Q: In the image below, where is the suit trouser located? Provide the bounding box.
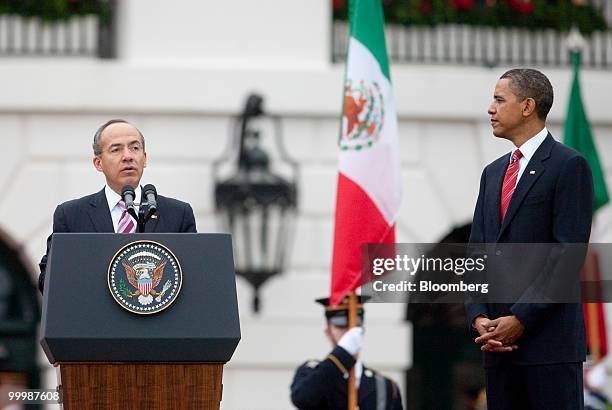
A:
[485,362,583,410]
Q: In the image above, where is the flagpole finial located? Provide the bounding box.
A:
[566,26,587,52]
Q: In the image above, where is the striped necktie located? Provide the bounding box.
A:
[500,149,523,223]
[117,200,136,233]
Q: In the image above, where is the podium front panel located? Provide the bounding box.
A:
[40,233,240,363]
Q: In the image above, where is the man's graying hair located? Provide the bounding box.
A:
[500,68,553,121]
[92,119,145,155]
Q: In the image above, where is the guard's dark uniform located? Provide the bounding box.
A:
[291,344,403,410]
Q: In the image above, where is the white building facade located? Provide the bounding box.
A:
[0,1,611,408]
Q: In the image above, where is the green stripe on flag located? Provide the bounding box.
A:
[563,50,610,213]
[348,0,391,81]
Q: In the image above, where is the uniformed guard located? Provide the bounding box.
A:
[290,296,403,410]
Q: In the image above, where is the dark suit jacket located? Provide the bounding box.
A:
[290,346,403,410]
[466,134,593,367]
[38,187,197,293]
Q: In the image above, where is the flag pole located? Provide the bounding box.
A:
[584,251,602,363]
[347,291,358,410]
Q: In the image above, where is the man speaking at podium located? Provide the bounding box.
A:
[38,119,197,293]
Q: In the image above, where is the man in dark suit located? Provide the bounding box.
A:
[466,69,593,409]
[38,119,196,293]
[290,296,403,410]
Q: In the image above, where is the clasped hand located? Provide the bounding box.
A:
[473,315,525,352]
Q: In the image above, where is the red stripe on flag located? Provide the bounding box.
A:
[582,251,608,360]
[330,172,395,306]
[584,302,608,359]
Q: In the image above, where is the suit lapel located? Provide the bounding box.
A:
[87,188,114,232]
[358,367,376,404]
[496,134,553,241]
[489,154,510,236]
[144,210,159,233]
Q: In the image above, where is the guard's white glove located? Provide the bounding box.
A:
[337,327,363,356]
[587,361,607,390]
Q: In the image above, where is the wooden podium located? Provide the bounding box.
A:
[40,234,241,410]
[58,363,223,409]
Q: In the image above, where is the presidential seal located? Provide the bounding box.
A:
[340,79,385,151]
[108,241,182,315]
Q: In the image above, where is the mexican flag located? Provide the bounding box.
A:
[564,50,609,213]
[563,49,610,362]
[330,0,402,305]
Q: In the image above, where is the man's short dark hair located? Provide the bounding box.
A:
[500,68,554,120]
[93,119,145,155]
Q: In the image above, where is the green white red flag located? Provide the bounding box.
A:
[330,0,401,305]
[563,49,610,361]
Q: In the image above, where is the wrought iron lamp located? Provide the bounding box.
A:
[213,94,298,313]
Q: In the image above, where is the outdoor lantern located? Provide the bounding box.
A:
[213,94,298,313]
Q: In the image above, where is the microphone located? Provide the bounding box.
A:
[121,185,137,219]
[143,184,158,219]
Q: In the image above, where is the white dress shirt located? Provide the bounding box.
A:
[511,127,549,188]
[104,185,141,233]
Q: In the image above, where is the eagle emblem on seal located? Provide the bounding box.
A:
[122,260,170,305]
[108,241,182,314]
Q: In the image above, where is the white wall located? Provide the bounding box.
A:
[118,0,330,69]
[1,1,612,408]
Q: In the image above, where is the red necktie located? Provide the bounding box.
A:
[500,149,523,222]
[117,200,136,233]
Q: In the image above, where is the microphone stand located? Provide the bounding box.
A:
[122,186,156,234]
[137,203,146,233]
[135,200,157,233]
